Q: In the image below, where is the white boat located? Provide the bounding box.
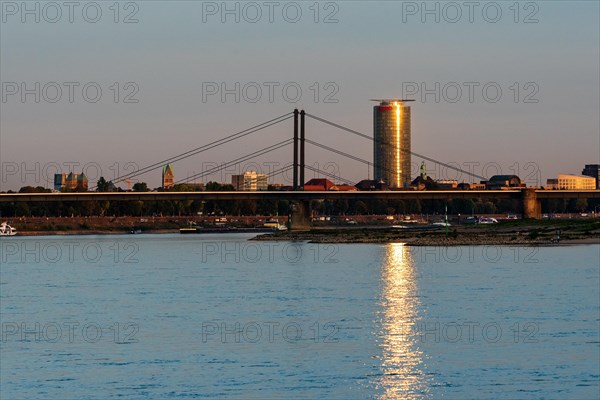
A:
[0,222,17,236]
[264,221,288,231]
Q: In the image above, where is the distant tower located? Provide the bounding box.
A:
[420,161,427,179]
[372,99,413,188]
[582,164,600,189]
[162,164,174,189]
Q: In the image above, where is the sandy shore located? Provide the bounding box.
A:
[252,222,600,246]
[252,234,600,246]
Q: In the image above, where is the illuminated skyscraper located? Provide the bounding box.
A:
[372,99,413,188]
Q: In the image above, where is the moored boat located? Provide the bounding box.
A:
[0,222,17,236]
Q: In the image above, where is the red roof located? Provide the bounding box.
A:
[304,185,327,191]
[304,178,334,191]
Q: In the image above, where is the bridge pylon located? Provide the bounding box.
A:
[521,188,542,219]
[292,109,306,191]
[290,200,311,231]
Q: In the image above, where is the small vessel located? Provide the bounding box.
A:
[0,222,17,236]
[179,227,199,234]
[263,221,288,231]
[477,217,498,224]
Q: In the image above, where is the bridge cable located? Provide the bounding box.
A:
[306,139,418,183]
[115,113,291,185]
[304,165,356,186]
[175,139,293,184]
[94,112,292,189]
[305,113,487,181]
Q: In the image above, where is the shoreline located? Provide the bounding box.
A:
[4,229,179,237]
[4,217,599,246]
[251,232,600,246]
[6,229,599,247]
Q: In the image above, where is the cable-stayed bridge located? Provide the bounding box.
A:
[2,110,599,229]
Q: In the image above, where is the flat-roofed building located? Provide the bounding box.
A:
[457,182,486,190]
[546,174,596,190]
[436,179,458,189]
[232,171,268,191]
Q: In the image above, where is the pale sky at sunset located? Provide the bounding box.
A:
[1,1,599,190]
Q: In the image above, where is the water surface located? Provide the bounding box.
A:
[1,234,598,399]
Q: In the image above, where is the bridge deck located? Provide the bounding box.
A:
[1,190,599,202]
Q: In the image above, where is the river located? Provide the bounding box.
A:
[1,234,598,399]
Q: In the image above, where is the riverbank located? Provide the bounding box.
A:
[252,219,600,245]
[1,215,273,236]
[10,229,179,236]
[5,216,599,245]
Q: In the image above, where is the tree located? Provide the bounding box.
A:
[334,199,349,215]
[130,201,144,216]
[97,177,110,192]
[391,199,406,215]
[574,198,588,212]
[99,201,110,216]
[14,202,30,217]
[19,186,50,193]
[240,200,257,215]
[206,181,222,191]
[547,198,566,214]
[354,200,368,215]
[132,182,148,192]
[451,198,476,214]
[405,199,421,214]
[476,201,497,214]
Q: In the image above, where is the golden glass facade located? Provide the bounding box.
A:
[374,101,411,189]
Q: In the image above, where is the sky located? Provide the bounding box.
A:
[1,0,599,190]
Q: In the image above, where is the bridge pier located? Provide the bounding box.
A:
[521,188,541,219]
[290,200,312,231]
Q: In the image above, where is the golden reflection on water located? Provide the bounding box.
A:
[377,243,429,399]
